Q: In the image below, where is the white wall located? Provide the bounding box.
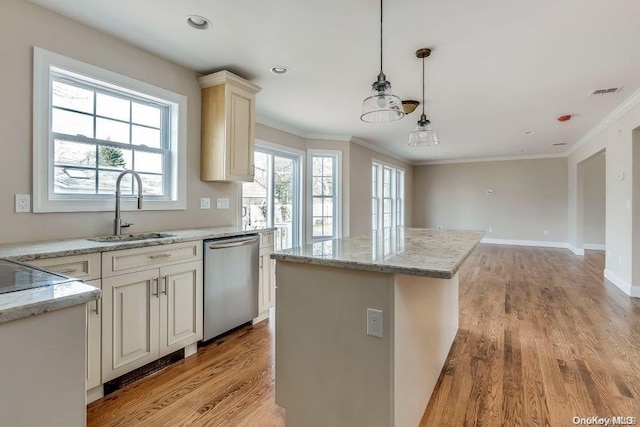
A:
[413,158,568,243]
[568,96,640,296]
[582,153,606,246]
[0,0,239,244]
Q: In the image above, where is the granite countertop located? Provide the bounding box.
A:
[0,225,276,262]
[270,227,485,279]
[0,225,274,324]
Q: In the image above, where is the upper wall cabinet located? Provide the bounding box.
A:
[198,71,262,182]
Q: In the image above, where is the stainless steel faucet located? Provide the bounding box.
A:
[114,170,143,236]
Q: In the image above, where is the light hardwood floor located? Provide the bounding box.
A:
[87,245,640,426]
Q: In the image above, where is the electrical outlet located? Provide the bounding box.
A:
[216,198,229,209]
[200,198,211,209]
[367,308,383,338]
[15,194,30,213]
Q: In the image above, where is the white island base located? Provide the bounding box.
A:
[0,304,86,427]
[275,262,459,427]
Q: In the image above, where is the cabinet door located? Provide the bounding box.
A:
[227,86,254,180]
[159,261,203,357]
[259,246,275,312]
[84,279,102,390]
[102,270,160,382]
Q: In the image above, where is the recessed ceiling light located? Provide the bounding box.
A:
[186,15,212,30]
[270,66,289,75]
[524,130,536,135]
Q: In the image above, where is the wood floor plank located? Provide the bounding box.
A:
[88,245,640,427]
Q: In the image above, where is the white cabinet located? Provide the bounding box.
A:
[27,254,102,391]
[255,231,275,322]
[198,70,261,182]
[101,245,203,382]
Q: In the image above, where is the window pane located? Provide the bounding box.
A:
[96,93,130,121]
[52,81,93,114]
[322,157,333,176]
[139,173,163,195]
[132,125,161,148]
[98,146,131,169]
[54,167,96,194]
[383,168,392,197]
[312,157,322,176]
[323,198,333,216]
[132,103,161,128]
[54,139,96,167]
[323,217,333,236]
[52,108,94,138]
[97,170,127,194]
[312,177,323,196]
[322,177,333,196]
[313,197,323,216]
[134,151,163,174]
[96,117,129,144]
[312,217,324,237]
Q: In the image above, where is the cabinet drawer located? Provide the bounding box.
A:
[260,231,274,248]
[27,253,101,281]
[102,242,203,277]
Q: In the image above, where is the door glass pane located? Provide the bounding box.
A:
[274,156,294,250]
[242,151,269,230]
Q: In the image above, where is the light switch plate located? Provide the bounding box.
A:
[200,198,211,209]
[216,198,229,209]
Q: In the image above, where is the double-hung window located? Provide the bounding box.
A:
[372,161,405,230]
[33,48,187,212]
[308,150,341,240]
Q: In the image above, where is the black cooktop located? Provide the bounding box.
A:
[0,259,75,295]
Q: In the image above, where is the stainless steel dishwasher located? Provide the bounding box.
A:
[203,234,259,341]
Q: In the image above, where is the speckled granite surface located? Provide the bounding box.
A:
[0,225,273,323]
[0,279,100,324]
[271,228,485,279]
[0,226,275,262]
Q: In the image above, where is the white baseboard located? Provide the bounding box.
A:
[604,268,640,298]
[567,244,585,256]
[481,238,569,249]
[86,385,103,404]
[583,243,606,251]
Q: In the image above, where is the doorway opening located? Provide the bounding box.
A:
[580,149,606,253]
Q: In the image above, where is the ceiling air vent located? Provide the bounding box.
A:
[588,87,622,96]
[552,143,567,146]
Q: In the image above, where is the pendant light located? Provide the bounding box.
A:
[408,48,439,146]
[360,0,404,123]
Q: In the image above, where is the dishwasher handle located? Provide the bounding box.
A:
[207,236,259,250]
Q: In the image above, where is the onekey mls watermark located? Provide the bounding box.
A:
[573,416,637,426]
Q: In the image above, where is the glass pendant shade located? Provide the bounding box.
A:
[408,118,439,146]
[361,79,405,123]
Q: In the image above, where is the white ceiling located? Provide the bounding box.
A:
[29,0,640,162]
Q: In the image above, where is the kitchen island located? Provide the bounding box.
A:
[271,227,484,427]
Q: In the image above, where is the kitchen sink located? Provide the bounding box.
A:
[87,233,176,243]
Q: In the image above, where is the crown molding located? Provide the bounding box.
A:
[305,133,352,142]
[197,70,261,93]
[349,137,413,165]
[567,88,640,156]
[414,152,567,166]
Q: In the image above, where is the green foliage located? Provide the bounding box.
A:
[99,146,126,168]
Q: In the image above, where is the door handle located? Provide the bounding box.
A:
[93,300,99,315]
[207,237,258,250]
[152,278,159,297]
[160,276,167,295]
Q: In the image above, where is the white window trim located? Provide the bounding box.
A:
[307,149,342,241]
[372,158,405,230]
[33,47,187,212]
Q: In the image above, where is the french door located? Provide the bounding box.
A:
[242,147,301,250]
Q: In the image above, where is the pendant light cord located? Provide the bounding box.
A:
[380,0,383,74]
[422,54,425,116]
